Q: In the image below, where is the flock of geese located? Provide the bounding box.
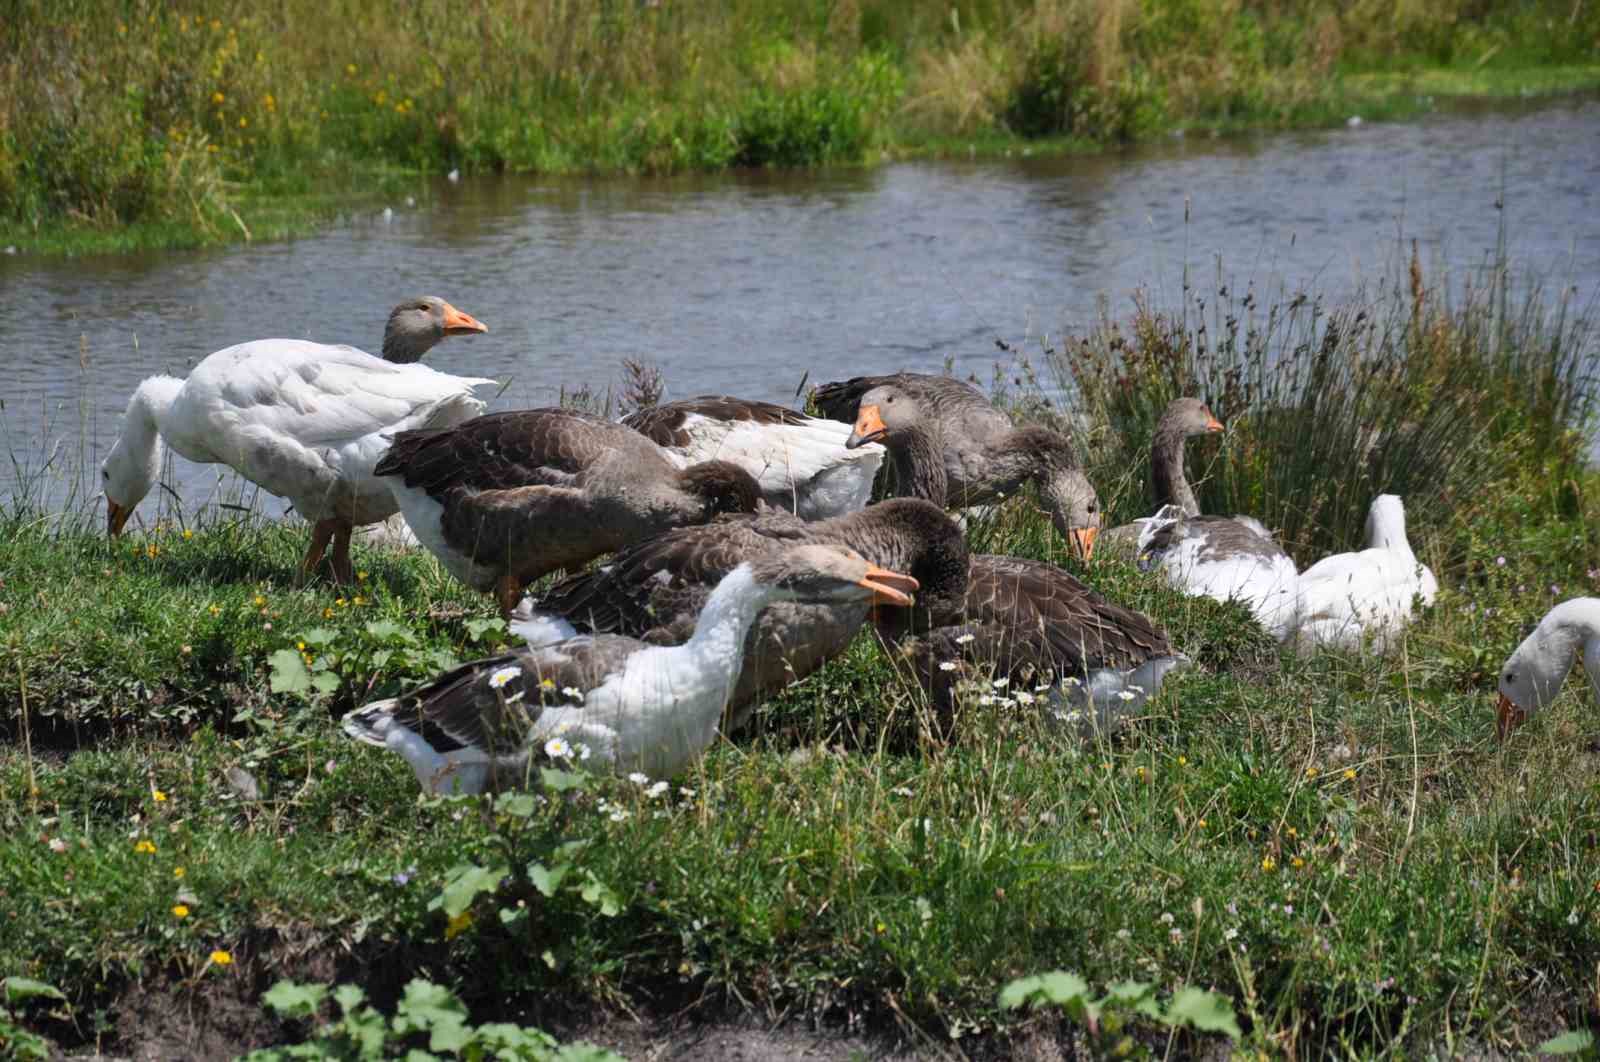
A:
[100,298,1591,792]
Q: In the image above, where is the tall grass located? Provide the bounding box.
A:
[1048,241,1600,567]
[4,0,1598,244]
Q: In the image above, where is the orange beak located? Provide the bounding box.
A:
[440,301,489,336]
[846,404,888,450]
[1495,692,1527,742]
[107,500,132,537]
[1069,526,1098,560]
[1205,415,1225,433]
[858,565,918,607]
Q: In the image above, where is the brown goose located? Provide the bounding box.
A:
[623,395,883,519]
[815,373,1100,555]
[375,408,762,614]
[1106,398,1300,642]
[522,499,968,732]
[525,497,1180,733]
[343,544,919,791]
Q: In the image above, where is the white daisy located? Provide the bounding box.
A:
[978,695,995,707]
[576,743,592,761]
[954,633,976,645]
[1117,690,1137,702]
[991,677,1010,689]
[562,686,583,698]
[646,780,670,799]
[1014,691,1035,706]
[627,772,650,786]
[543,737,573,759]
[488,665,522,689]
[938,661,958,672]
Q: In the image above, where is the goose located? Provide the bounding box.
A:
[102,298,493,583]
[623,395,884,520]
[1495,598,1600,740]
[814,373,1101,554]
[374,408,763,615]
[1295,495,1437,652]
[825,405,1183,727]
[342,544,918,791]
[522,499,969,733]
[1109,398,1300,642]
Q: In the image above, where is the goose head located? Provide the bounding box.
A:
[381,296,489,363]
[1363,494,1409,551]
[1159,397,1225,438]
[1044,466,1102,560]
[675,460,763,517]
[1496,598,1600,739]
[102,375,184,536]
[751,544,919,607]
[844,383,916,450]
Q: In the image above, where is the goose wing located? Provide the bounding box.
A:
[375,409,655,496]
[532,509,811,640]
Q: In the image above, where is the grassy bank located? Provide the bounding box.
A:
[4,0,1599,255]
[3,264,1600,1057]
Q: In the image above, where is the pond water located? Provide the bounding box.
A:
[1,94,1596,514]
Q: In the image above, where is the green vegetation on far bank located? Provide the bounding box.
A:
[3,259,1600,1056]
[3,0,1599,255]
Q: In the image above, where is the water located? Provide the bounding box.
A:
[2,95,1597,515]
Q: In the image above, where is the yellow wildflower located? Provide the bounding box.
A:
[173,904,190,918]
[238,116,248,128]
[208,605,222,617]
[356,571,368,581]
[212,91,224,104]
[210,949,232,965]
[153,789,167,802]
[1305,766,1319,779]
[134,839,157,854]
[254,595,267,607]
[1196,818,1207,829]
[146,544,161,558]
[174,867,186,879]
[1176,755,1187,767]
[322,608,334,619]
[1291,856,1306,869]
[1343,768,1356,781]
[264,94,275,110]
[208,144,219,153]
[182,528,194,540]
[210,18,221,30]
[336,597,348,607]
[1261,856,1277,872]
[444,911,473,940]
[346,64,357,76]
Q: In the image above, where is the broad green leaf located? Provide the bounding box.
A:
[998,971,1092,1017]
[332,982,366,1015]
[394,979,470,1052]
[580,871,622,917]
[302,627,339,647]
[465,617,507,642]
[260,979,328,1019]
[267,650,311,695]
[1537,1030,1596,1055]
[2,977,65,1003]
[311,671,341,694]
[541,768,586,792]
[434,862,508,918]
[495,792,538,819]
[528,861,571,897]
[1166,987,1243,1040]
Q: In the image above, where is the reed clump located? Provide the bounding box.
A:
[4,0,1597,248]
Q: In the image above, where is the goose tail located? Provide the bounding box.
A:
[342,698,400,747]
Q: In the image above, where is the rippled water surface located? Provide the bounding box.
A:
[2,95,1597,512]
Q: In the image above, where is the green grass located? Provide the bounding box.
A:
[3,266,1600,1055]
[6,0,1600,255]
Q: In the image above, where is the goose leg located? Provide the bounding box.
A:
[299,519,338,585]
[495,573,522,619]
[330,520,356,585]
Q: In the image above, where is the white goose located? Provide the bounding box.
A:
[102,298,494,583]
[1120,399,1300,642]
[342,544,918,791]
[1495,598,1600,739]
[623,395,884,520]
[1295,495,1437,652]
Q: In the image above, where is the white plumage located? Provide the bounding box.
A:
[1295,495,1437,652]
[102,339,496,581]
[1141,509,1302,642]
[1495,597,1600,739]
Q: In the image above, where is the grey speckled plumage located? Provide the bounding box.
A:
[814,372,1100,543]
[528,498,968,731]
[376,408,762,611]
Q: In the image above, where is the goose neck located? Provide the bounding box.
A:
[886,426,948,508]
[1151,422,1199,517]
[684,563,779,660]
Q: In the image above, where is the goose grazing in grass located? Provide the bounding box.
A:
[830,408,1183,729]
[342,544,918,791]
[521,498,969,733]
[1112,398,1300,642]
[1295,495,1437,652]
[814,372,1101,555]
[102,297,493,583]
[1495,598,1600,740]
[375,408,763,616]
[623,395,884,520]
